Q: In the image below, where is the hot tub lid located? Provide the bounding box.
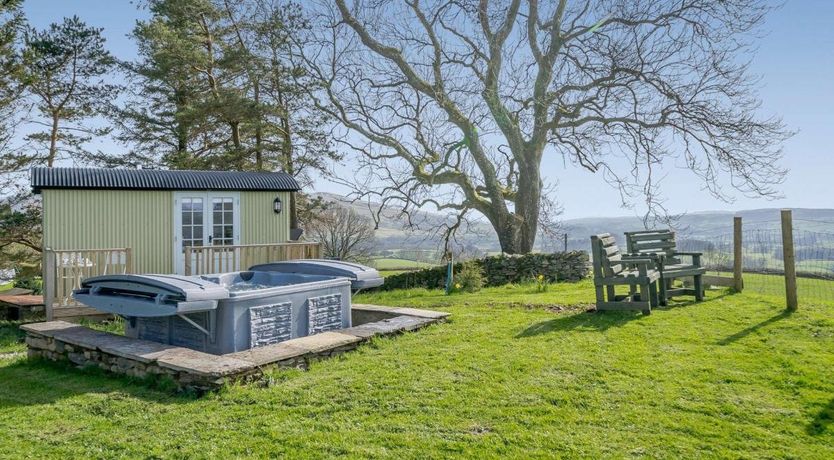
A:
[73,274,230,317]
[248,259,384,290]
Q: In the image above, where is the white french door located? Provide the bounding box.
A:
[174,192,241,275]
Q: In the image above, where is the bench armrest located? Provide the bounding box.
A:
[621,255,659,276]
[672,251,702,267]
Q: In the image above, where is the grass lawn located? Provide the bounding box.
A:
[1,280,834,457]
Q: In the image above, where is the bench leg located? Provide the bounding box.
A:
[649,280,659,308]
[659,278,668,306]
[640,282,652,315]
[606,285,616,302]
[595,285,605,306]
[694,274,704,301]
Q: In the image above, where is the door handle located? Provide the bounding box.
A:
[208,235,213,244]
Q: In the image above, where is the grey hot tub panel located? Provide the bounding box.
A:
[74,271,353,355]
[73,261,383,355]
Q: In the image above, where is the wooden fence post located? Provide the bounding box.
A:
[781,209,798,310]
[43,248,55,321]
[733,217,744,292]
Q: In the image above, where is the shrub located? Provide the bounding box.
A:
[13,277,43,295]
[453,261,484,293]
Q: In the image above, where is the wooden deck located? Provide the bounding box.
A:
[0,294,45,320]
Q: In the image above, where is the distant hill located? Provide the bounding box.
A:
[310,192,834,255]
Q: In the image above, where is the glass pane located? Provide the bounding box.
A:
[182,227,192,239]
[193,226,203,239]
[182,198,191,210]
[213,225,223,238]
[223,200,233,211]
[224,211,233,223]
[213,200,223,211]
[213,211,223,224]
[183,212,192,225]
[193,212,203,225]
[224,226,233,238]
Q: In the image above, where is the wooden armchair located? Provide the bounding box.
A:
[590,234,660,315]
[624,230,705,305]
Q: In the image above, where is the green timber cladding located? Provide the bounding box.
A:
[34,168,298,274]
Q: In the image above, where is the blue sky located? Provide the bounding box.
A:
[21,0,834,219]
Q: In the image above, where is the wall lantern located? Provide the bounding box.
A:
[273,196,283,214]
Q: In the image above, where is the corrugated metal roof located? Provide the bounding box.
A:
[31,167,300,193]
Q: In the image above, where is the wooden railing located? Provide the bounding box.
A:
[43,247,133,320]
[184,242,321,276]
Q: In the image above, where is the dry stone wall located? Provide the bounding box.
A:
[381,251,589,291]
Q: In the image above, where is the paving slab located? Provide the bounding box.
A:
[280,331,362,354]
[48,326,117,349]
[339,315,436,339]
[352,304,449,320]
[156,348,255,377]
[389,307,450,320]
[227,343,308,367]
[20,321,79,337]
[96,336,179,364]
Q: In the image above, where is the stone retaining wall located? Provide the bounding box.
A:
[23,305,449,392]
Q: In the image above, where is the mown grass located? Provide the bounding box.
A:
[1,280,833,458]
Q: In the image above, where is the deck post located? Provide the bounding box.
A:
[43,248,56,321]
[781,209,798,310]
[184,246,192,276]
[733,217,743,292]
[125,248,133,274]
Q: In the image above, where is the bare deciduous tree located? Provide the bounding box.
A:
[300,0,791,254]
[303,204,375,262]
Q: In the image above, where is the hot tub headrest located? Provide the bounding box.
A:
[248,259,384,290]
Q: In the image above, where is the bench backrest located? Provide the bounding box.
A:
[624,229,680,264]
[590,233,624,279]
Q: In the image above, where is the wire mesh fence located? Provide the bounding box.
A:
[678,222,834,304]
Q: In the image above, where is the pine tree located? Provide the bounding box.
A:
[19,16,119,167]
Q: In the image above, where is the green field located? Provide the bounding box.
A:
[1,281,833,457]
[370,258,437,270]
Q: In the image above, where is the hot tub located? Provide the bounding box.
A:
[73,270,354,355]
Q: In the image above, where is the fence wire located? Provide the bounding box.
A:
[679,226,834,304]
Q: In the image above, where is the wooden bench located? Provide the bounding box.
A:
[624,229,705,305]
[590,234,660,315]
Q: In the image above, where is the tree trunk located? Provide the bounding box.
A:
[47,113,59,167]
[491,152,542,254]
[254,79,263,170]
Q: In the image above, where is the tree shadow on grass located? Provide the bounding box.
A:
[807,398,834,435]
[515,310,645,338]
[716,309,794,346]
[0,358,195,408]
